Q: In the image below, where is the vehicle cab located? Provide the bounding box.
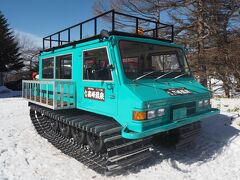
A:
[105,35,219,139]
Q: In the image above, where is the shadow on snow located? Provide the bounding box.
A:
[123,114,240,175]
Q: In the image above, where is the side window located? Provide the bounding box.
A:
[83,48,112,81]
[42,57,54,79]
[56,55,72,79]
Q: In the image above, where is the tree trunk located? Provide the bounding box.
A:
[197,0,208,87]
[0,72,3,86]
[223,82,231,98]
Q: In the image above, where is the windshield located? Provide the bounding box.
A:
[118,40,191,80]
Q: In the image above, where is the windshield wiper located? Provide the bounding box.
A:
[155,67,191,80]
[133,71,157,81]
[154,68,183,81]
[154,71,175,81]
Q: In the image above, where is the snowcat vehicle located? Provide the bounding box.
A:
[22,10,219,175]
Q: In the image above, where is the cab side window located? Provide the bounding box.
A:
[42,57,54,79]
[83,48,112,81]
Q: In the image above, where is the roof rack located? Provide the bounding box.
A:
[43,9,174,51]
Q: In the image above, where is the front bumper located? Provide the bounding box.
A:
[122,108,219,139]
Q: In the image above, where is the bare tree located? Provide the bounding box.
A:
[93,0,240,96]
[205,0,240,96]
[93,0,184,25]
[168,0,240,96]
[17,35,40,72]
[93,0,211,86]
[6,34,41,82]
[167,0,213,87]
[94,0,166,20]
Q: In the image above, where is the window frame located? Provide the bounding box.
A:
[55,53,73,80]
[118,40,191,80]
[42,57,55,79]
[82,46,113,82]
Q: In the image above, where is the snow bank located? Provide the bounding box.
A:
[0,86,21,98]
[0,86,12,94]
[212,98,240,113]
[0,98,240,180]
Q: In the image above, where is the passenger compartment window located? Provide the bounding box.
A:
[42,57,54,79]
[83,48,112,81]
[56,55,72,79]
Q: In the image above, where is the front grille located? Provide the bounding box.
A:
[170,102,196,120]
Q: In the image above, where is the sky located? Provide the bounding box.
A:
[1,0,96,46]
[0,0,169,47]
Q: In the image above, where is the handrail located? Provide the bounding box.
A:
[22,80,76,110]
[42,9,174,50]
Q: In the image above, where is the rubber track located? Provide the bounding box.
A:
[29,104,153,175]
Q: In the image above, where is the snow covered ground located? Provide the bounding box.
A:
[0,98,240,180]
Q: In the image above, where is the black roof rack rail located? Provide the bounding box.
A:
[42,9,174,51]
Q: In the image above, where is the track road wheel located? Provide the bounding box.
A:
[50,118,59,132]
[59,123,71,138]
[87,133,105,153]
[71,128,86,144]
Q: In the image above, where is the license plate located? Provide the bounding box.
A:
[166,88,192,96]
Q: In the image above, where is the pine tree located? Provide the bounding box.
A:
[0,11,23,73]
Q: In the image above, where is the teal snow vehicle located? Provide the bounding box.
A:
[22,10,219,174]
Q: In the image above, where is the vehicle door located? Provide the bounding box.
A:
[78,45,117,116]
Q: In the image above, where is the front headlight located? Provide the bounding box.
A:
[147,110,156,119]
[204,99,210,106]
[147,108,165,119]
[198,99,210,109]
[157,108,165,117]
[133,108,165,121]
[198,100,204,107]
